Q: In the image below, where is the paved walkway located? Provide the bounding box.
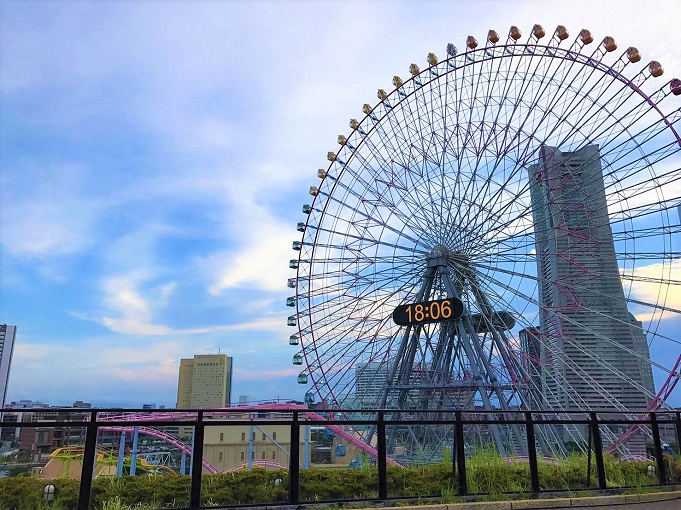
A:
[350,490,681,510]
[571,500,681,509]
[445,490,681,510]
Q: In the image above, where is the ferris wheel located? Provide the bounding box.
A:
[287,24,681,460]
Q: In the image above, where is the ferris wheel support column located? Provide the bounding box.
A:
[365,267,437,446]
[439,268,512,456]
[465,270,560,457]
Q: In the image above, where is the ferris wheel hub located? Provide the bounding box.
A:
[427,245,469,269]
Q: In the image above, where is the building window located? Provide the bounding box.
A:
[272,432,277,441]
[261,451,266,460]
[272,451,276,460]
[251,451,255,459]
[252,432,256,441]
[220,432,224,442]
[262,432,266,441]
[219,452,223,461]
[240,451,244,460]
[241,432,245,441]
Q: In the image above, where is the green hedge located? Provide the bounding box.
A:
[0,453,665,510]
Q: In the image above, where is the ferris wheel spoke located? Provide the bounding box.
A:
[473,276,660,414]
[471,260,681,337]
[475,267,676,376]
[329,145,452,248]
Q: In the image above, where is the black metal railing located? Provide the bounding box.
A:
[1,407,678,509]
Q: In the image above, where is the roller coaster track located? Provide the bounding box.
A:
[97,403,400,470]
[98,425,219,474]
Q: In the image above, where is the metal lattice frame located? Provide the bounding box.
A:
[288,25,681,461]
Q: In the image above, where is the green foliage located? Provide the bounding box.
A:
[300,467,377,501]
[465,449,530,495]
[0,477,78,510]
[0,452,673,510]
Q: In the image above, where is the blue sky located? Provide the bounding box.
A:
[1,1,680,408]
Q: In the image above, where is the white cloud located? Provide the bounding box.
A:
[82,268,291,336]
[233,368,301,382]
[622,259,681,321]
[0,164,112,257]
[206,198,294,294]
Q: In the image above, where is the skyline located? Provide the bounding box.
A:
[1,1,680,408]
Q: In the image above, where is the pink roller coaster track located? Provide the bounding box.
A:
[225,460,289,472]
[97,403,400,473]
[99,425,219,474]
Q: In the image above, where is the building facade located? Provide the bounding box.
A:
[0,325,16,410]
[176,354,233,408]
[528,145,655,414]
[354,362,383,409]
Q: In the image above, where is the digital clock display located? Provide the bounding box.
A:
[392,297,464,326]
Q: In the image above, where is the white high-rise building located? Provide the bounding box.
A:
[355,362,384,409]
[0,325,16,409]
[529,146,655,414]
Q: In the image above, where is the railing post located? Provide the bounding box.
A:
[452,425,457,485]
[377,411,388,500]
[455,411,467,496]
[650,412,667,485]
[586,423,593,487]
[525,412,540,493]
[189,411,204,510]
[589,412,606,490]
[77,410,98,510]
[289,411,300,504]
[676,412,681,458]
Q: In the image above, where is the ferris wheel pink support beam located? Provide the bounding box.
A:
[99,426,219,474]
[606,354,681,453]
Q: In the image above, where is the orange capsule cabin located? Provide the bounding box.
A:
[532,24,545,39]
[627,47,641,63]
[670,78,681,96]
[555,25,569,40]
[649,61,664,77]
[579,29,593,45]
[602,36,617,52]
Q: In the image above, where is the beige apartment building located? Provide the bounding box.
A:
[201,422,358,471]
[203,423,310,471]
[176,354,233,408]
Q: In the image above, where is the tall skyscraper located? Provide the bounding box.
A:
[0,325,16,409]
[528,145,655,413]
[176,354,233,408]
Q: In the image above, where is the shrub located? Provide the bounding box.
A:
[0,452,669,509]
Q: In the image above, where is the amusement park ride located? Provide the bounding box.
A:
[42,24,681,476]
[288,23,681,463]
